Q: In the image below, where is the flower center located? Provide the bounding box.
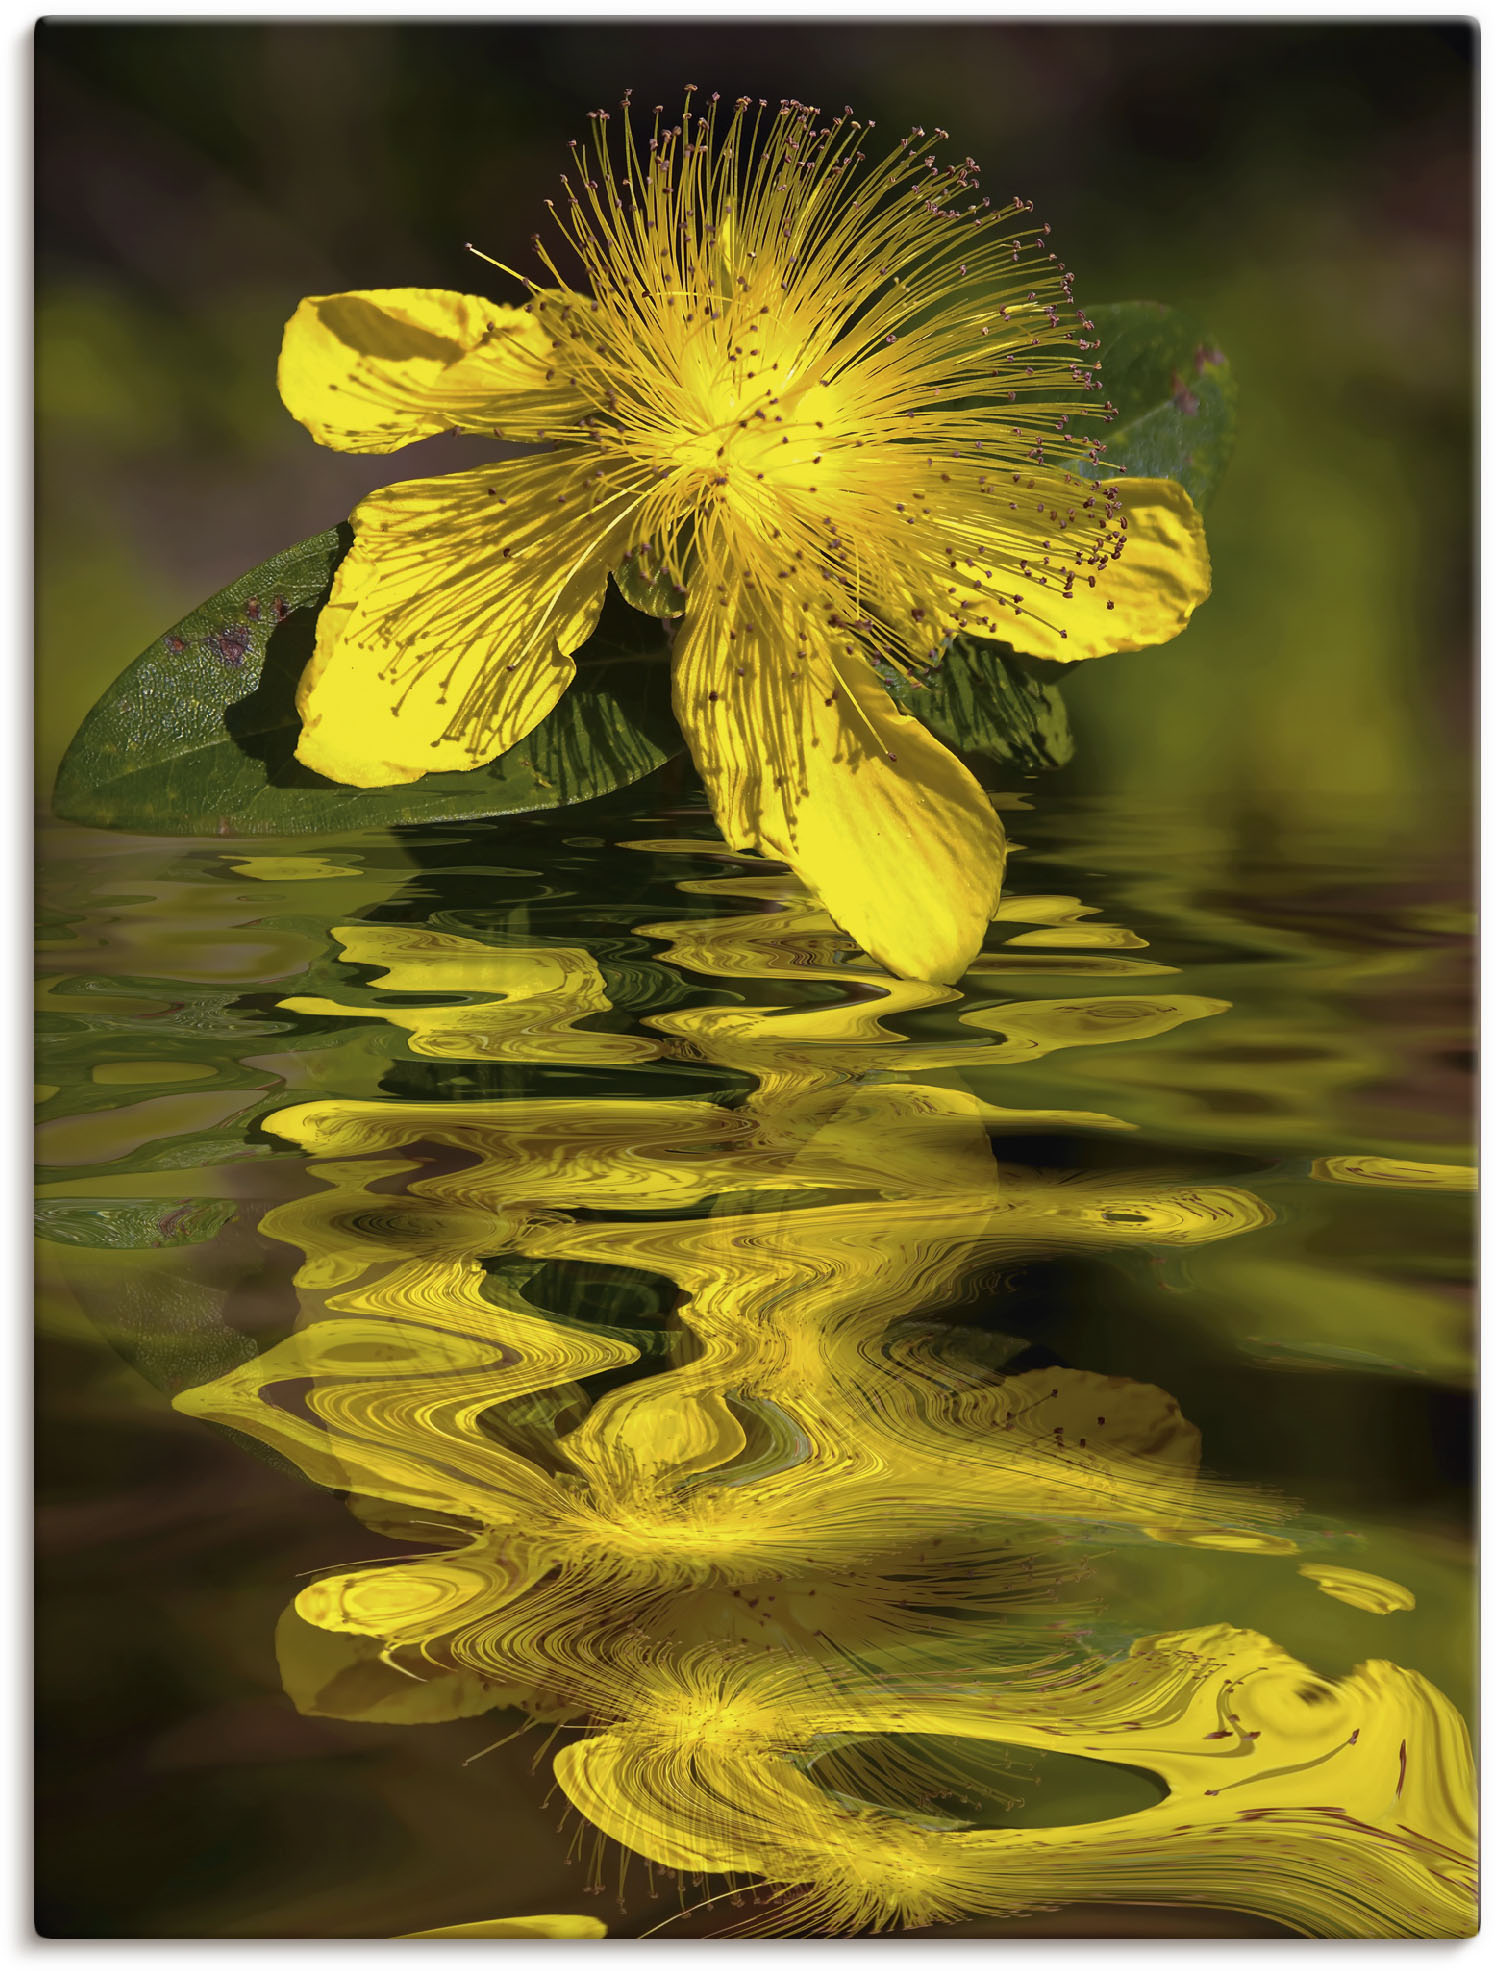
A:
[674,338,837,501]
[523,91,1123,665]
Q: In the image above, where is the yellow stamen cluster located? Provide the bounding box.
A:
[502,89,1124,682]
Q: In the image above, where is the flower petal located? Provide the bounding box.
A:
[278,288,565,454]
[993,477,1211,663]
[672,591,1005,984]
[881,472,1210,666]
[295,455,628,786]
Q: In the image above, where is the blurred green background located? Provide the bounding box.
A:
[36,19,1473,829]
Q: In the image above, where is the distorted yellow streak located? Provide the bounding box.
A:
[993,897,1153,952]
[1299,1565,1417,1614]
[280,925,658,1064]
[1310,1155,1476,1192]
[174,1266,634,1531]
[400,1914,607,1938]
[958,993,1231,1062]
[1002,925,1153,951]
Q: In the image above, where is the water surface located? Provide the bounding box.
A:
[36,789,1474,1939]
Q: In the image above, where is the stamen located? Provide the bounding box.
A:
[481,92,1124,683]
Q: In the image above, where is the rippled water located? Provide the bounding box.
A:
[36,788,1474,1939]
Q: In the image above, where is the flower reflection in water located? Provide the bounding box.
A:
[170,849,1475,1938]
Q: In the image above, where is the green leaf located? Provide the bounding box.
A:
[35,1196,236,1249]
[896,639,1074,772]
[1083,300,1238,510]
[52,529,685,836]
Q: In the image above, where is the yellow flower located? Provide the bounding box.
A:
[278,91,1210,984]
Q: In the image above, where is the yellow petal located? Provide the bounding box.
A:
[1000,476,1212,662]
[859,463,1208,666]
[295,456,626,786]
[278,288,563,453]
[672,590,1005,984]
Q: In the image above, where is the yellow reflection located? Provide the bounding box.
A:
[400,1915,607,1939]
[1003,926,1152,950]
[169,853,1472,1938]
[553,1624,1474,1937]
[1311,1155,1476,1192]
[1299,1565,1416,1614]
[960,993,1230,1062]
[281,926,658,1064]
